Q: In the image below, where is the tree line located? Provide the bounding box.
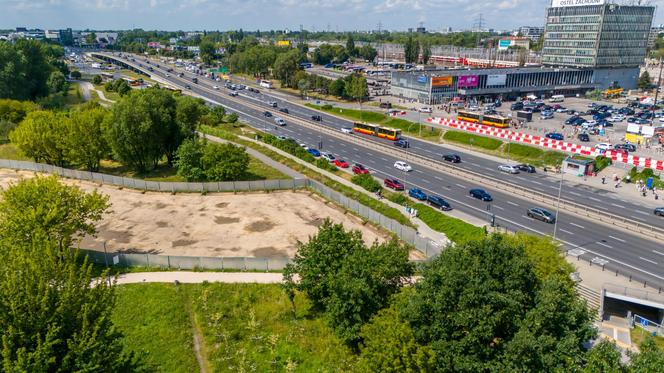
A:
[284,223,664,371]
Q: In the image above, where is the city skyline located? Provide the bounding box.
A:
[6,0,663,33]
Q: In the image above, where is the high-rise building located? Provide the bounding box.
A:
[518,26,544,41]
[542,1,654,69]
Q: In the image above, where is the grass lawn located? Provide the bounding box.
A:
[414,203,486,244]
[113,284,199,373]
[92,83,121,102]
[631,327,664,351]
[65,83,87,106]
[0,143,30,161]
[112,283,356,372]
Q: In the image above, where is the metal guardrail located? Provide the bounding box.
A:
[97,52,664,242]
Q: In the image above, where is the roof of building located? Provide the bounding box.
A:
[393,65,589,77]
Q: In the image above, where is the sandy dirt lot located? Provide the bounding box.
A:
[0,170,391,258]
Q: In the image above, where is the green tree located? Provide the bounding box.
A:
[421,39,432,65]
[346,34,356,57]
[16,39,51,99]
[174,137,206,181]
[329,78,346,97]
[169,95,204,165]
[583,340,624,373]
[345,74,369,120]
[273,49,303,88]
[404,36,420,64]
[10,110,70,166]
[628,336,664,372]
[67,103,110,171]
[638,71,652,90]
[85,32,97,45]
[325,239,414,347]
[358,45,378,62]
[47,70,66,94]
[504,233,575,282]
[201,142,249,181]
[283,220,365,310]
[92,75,102,85]
[114,79,131,96]
[199,40,216,65]
[358,291,436,373]
[70,70,82,79]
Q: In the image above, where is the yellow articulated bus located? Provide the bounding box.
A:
[457,110,510,128]
[352,122,401,141]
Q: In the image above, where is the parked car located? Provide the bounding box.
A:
[276,135,289,141]
[322,153,336,162]
[352,164,369,174]
[578,133,590,142]
[614,143,636,152]
[274,117,286,126]
[418,107,433,113]
[499,164,520,174]
[545,132,564,141]
[263,111,272,117]
[333,159,350,168]
[394,139,410,148]
[341,127,353,134]
[469,189,493,201]
[517,164,536,173]
[384,178,405,191]
[427,195,452,211]
[527,207,556,223]
[510,102,524,111]
[307,148,321,157]
[540,112,554,120]
[594,143,613,151]
[394,161,412,172]
[408,188,427,201]
[311,115,322,121]
[655,207,664,217]
[442,154,461,163]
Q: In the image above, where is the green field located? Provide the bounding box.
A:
[414,203,486,244]
[113,283,356,372]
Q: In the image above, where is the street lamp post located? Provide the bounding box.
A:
[552,162,565,240]
[651,57,663,127]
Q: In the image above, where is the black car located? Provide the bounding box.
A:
[517,164,536,173]
[279,108,289,114]
[263,111,272,117]
[311,115,322,121]
[184,84,191,90]
[615,143,637,152]
[527,207,556,224]
[469,189,492,201]
[655,207,664,217]
[394,139,410,148]
[442,154,461,163]
[427,195,452,211]
[578,133,590,142]
[510,102,524,111]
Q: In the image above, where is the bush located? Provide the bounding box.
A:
[414,203,486,244]
[594,156,612,172]
[351,173,382,192]
[443,130,503,150]
[70,70,82,79]
[92,75,102,85]
[387,192,409,206]
[316,158,338,172]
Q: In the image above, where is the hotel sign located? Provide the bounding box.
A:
[552,0,605,7]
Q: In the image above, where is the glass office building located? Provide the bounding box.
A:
[542,3,654,68]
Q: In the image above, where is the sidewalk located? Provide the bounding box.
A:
[115,271,283,284]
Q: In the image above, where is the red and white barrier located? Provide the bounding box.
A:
[427,117,664,171]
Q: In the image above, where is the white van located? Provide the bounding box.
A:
[549,95,565,103]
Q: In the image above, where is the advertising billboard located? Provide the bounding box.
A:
[486,74,507,86]
[498,39,513,51]
[457,75,479,89]
[551,0,605,7]
[276,40,291,46]
[431,76,453,87]
[417,75,428,84]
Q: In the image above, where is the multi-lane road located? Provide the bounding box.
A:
[94,52,664,289]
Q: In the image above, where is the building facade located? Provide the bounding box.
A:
[542,2,654,69]
[518,26,545,41]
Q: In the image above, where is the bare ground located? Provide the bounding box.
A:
[0,170,399,258]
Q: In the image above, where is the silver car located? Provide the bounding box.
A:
[498,165,520,174]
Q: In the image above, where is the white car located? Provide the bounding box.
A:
[213,85,219,90]
[322,153,336,162]
[394,161,412,172]
[499,164,520,174]
[594,143,613,151]
[274,117,286,126]
[299,143,309,150]
[418,107,433,113]
[165,73,170,77]
[276,135,289,141]
[607,115,624,122]
[341,127,353,134]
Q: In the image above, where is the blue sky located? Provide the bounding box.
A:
[3,0,662,32]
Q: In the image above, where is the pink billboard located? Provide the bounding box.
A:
[457,75,479,89]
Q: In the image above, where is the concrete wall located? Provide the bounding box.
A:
[592,67,640,90]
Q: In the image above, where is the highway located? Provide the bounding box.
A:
[95,52,664,289]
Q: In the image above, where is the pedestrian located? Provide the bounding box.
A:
[601,176,606,184]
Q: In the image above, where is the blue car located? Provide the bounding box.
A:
[545,133,564,141]
[307,148,321,157]
[470,189,493,202]
[427,195,452,211]
[408,188,427,201]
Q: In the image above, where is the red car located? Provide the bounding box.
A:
[334,159,350,168]
[384,178,405,191]
[352,164,369,174]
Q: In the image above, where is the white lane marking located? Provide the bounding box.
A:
[548,186,558,190]
[530,180,543,185]
[471,163,481,167]
[366,152,374,156]
[455,183,466,188]
[588,197,601,202]
[653,250,664,256]
[596,242,613,249]
[422,179,431,184]
[434,176,443,181]
[635,210,650,216]
[506,201,519,207]
[608,235,626,243]
[493,205,504,210]
[569,222,585,229]
[352,147,359,151]
[610,203,625,208]
[559,229,574,235]
[569,191,582,196]
[380,157,389,162]
[640,257,658,265]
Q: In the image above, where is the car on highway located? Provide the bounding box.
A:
[276,135,289,141]
[267,101,278,108]
[517,164,536,173]
[213,85,219,90]
[263,111,272,117]
[384,178,405,191]
[655,207,664,217]
[408,188,427,201]
[184,84,191,90]
[394,139,410,148]
[498,164,520,174]
[279,108,289,114]
[545,132,564,141]
[469,189,493,201]
[334,159,350,168]
[394,161,412,172]
[322,153,336,162]
[341,127,353,134]
[229,92,239,97]
[442,154,461,163]
[614,143,637,152]
[274,117,286,126]
[427,195,452,211]
[311,115,322,121]
[577,133,590,142]
[352,164,369,174]
[527,207,556,224]
[594,143,613,151]
[418,107,433,113]
[307,148,321,157]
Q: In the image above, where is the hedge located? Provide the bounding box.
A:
[414,203,486,244]
[351,173,382,193]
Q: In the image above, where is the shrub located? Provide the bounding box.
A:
[351,174,382,193]
[443,130,503,150]
[594,156,612,172]
[316,158,338,172]
[92,75,102,85]
[387,192,409,206]
[414,203,486,244]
